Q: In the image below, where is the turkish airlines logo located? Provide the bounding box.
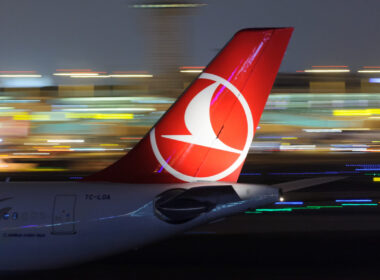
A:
[150,73,254,182]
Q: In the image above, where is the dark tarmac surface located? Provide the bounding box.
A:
[5,157,380,280]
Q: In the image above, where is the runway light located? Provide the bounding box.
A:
[294,206,343,210]
[341,203,377,206]
[275,201,303,205]
[336,199,372,203]
[253,208,292,212]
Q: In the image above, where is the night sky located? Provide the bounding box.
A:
[0,0,379,76]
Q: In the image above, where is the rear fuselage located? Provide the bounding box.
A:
[0,181,278,271]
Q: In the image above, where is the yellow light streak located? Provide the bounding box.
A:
[13,114,50,121]
[333,109,380,116]
[65,113,134,120]
[100,144,119,147]
[373,177,380,182]
[26,168,67,172]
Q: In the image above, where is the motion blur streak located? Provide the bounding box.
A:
[1,71,380,173]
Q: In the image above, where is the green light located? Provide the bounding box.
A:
[365,173,380,176]
[253,208,293,212]
[245,205,346,214]
[341,203,377,206]
[296,205,343,210]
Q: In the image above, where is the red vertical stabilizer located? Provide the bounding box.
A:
[84,28,293,183]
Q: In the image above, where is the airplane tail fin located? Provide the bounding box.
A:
[84,28,293,183]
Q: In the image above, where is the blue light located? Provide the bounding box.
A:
[369,78,380,83]
[356,169,380,171]
[269,171,358,175]
[240,173,262,176]
[346,164,380,167]
[336,199,372,203]
[275,201,303,205]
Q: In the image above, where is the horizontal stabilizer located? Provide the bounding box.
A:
[272,176,346,193]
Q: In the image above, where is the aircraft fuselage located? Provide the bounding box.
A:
[0,181,278,271]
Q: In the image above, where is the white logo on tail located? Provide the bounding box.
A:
[150,73,254,182]
[162,81,241,154]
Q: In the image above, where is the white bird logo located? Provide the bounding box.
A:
[162,81,242,154]
[150,72,254,182]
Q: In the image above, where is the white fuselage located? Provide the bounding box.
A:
[0,181,278,271]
